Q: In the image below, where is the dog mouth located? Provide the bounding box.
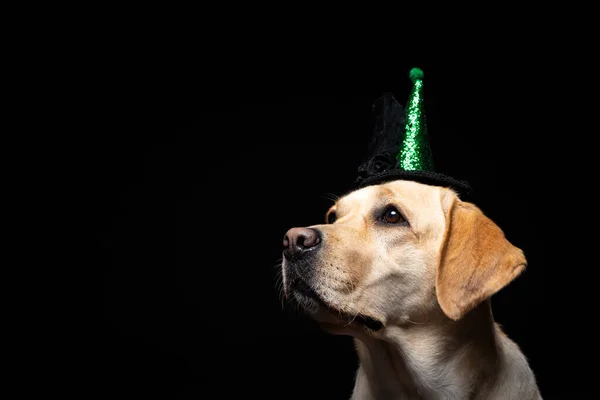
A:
[289,278,383,331]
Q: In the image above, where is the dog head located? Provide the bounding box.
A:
[280,180,526,333]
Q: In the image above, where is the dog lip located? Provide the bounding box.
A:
[283,245,319,261]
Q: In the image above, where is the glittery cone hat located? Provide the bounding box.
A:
[356,68,471,195]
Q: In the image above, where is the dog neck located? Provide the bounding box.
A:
[351,301,500,399]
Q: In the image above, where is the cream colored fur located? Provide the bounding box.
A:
[281,180,541,399]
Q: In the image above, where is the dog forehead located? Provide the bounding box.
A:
[340,180,440,209]
[335,185,386,215]
[383,180,443,206]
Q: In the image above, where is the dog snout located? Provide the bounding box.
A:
[283,227,321,260]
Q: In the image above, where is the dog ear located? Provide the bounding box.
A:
[436,199,526,321]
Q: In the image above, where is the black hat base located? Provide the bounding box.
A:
[357,170,472,196]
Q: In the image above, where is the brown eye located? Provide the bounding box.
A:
[326,211,337,224]
[382,207,405,224]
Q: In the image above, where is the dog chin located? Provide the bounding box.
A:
[289,279,384,332]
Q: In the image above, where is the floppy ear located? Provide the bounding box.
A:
[436,198,527,321]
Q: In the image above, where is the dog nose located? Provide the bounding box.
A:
[283,227,321,259]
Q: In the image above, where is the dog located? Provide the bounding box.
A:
[280,180,541,399]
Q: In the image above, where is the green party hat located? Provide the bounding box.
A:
[397,67,434,172]
[356,67,471,195]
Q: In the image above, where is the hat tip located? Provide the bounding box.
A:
[409,67,424,82]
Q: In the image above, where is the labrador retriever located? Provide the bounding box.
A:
[281,180,541,399]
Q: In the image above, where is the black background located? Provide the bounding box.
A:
[97,51,595,399]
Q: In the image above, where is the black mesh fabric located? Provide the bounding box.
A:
[355,92,472,196]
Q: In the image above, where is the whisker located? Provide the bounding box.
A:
[344,311,359,326]
[406,318,426,325]
[320,193,340,203]
[273,256,283,269]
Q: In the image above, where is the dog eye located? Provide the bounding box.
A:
[382,207,405,224]
[326,211,337,224]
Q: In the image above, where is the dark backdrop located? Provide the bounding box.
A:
[98,58,593,398]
